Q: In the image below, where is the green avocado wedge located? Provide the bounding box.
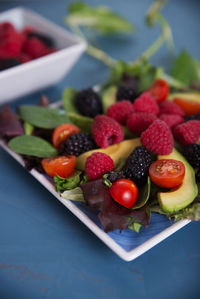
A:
[168,92,200,103]
[157,148,198,213]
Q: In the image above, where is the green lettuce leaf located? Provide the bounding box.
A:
[61,187,85,202]
[54,171,88,192]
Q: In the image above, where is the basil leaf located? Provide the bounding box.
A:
[19,105,69,129]
[133,177,151,210]
[66,2,134,35]
[170,50,199,85]
[8,135,58,158]
[62,88,78,114]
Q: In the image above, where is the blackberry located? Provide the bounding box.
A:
[75,88,103,118]
[184,113,200,122]
[105,170,125,183]
[116,85,138,102]
[123,146,152,186]
[27,32,55,47]
[183,144,200,168]
[0,58,21,71]
[60,133,97,156]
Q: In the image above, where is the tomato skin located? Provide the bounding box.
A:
[41,155,76,178]
[148,79,169,103]
[173,98,200,115]
[149,159,185,188]
[109,179,139,209]
[52,124,80,148]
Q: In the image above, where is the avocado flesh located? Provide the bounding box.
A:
[157,148,198,213]
[76,138,141,170]
[101,85,117,113]
[168,92,200,103]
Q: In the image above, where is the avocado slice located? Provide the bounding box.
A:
[168,92,200,103]
[101,85,117,113]
[76,138,141,170]
[157,148,198,213]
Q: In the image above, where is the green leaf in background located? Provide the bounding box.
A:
[66,2,134,35]
[62,88,78,114]
[68,112,93,133]
[8,135,58,158]
[19,105,69,129]
[133,177,151,210]
[170,50,200,86]
[24,121,34,136]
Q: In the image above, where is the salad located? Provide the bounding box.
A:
[0,73,199,233]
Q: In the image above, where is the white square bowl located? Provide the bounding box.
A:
[0,7,86,103]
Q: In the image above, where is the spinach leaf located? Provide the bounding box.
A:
[8,135,58,158]
[133,177,151,210]
[19,105,69,129]
[170,50,200,85]
[66,2,134,35]
[62,88,78,114]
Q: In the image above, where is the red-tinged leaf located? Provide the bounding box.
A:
[0,105,24,139]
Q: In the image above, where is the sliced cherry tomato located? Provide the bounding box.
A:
[148,79,169,103]
[41,155,76,178]
[149,159,185,188]
[52,124,80,148]
[173,98,200,115]
[109,178,139,209]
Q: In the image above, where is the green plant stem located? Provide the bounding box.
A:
[86,44,116,67]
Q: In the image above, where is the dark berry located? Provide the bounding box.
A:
[0,58,21,71]
[184,113,200,122]
[123,146,152,186]
[27,32,55,47]
[60,133,97,156]
[105,171,125,183]
[75,88,103,118]
[23,155,44,173]
[183,144,200,168]
[116,85,138,102]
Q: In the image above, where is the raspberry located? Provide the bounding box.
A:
[23,37,48,58]
[60,133,97,156]
[85,152,114,180]
[19,52,32,63]
[116,85,138,102]
[173,120,200,146]
[27,32,55,48]
[92,115,124,148]
[75,88,103,118]
[133,92,159,115]
[159,101,185,116]
[107,100,134,125]
[123,146,152,186]
[0,30,23,59]
[0,22,15,39]
[159,114,184,130]
[126,112,157,135]
[141,119,174,155]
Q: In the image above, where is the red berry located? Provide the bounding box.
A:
[85,152,114,180]
[19,52,32,63]
[133,92,160,115]
[92,115,124,148]
[107,100,134,125]
[159,114,184,130]
[159,101,185,116]
[126,112,157,135]
[0,30,23,59]
[141,119,174,155]
[173,120,200,145]
[23,37,48,58]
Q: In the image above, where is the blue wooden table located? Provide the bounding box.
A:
[0,1,200,298]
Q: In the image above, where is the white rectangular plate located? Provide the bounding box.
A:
[0,101,191,261]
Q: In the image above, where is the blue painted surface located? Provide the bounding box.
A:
[0,1,200,298]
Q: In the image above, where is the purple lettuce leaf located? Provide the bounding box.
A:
[80,180,150,232]
[0,105,24,139]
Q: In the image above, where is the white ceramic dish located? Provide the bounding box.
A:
[0,100,191,262]
[0,7,86,103]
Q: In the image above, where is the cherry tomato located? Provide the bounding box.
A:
[109,179,139,209]
[148,79,169,103]
[41,155,76,178]
[173,98,200,115]
[52,124,80,148]
[149,159,185,188]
